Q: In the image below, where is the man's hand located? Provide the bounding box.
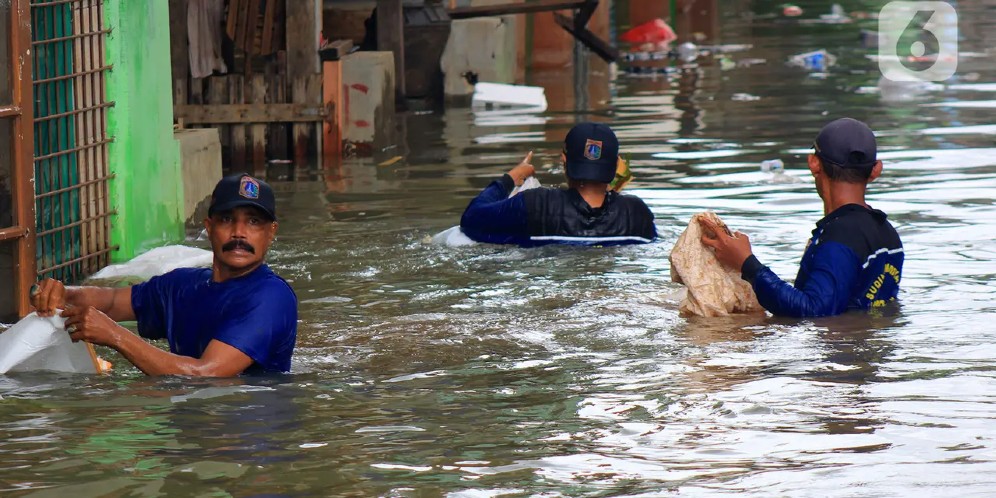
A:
[699,217,754,271]
[507,151,535,186]
[31,278,66,317]
[62,306,125,348]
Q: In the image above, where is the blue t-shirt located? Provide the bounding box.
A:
[131,264,298,373]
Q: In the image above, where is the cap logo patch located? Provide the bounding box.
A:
[584,139,603,160]
[239,176,260,199]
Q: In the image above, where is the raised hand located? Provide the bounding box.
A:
[507,151,535,186]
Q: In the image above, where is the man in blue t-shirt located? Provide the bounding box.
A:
[700,118,904,317]
[31,173,297,376]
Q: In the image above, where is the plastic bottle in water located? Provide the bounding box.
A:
[760,159,784,172]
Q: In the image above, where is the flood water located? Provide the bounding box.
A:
[4,1,996,496]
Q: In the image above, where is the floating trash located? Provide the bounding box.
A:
[732,93,761,102]
[760,159,784,172]
[676,42,698,62]
[781,4,803,17]
[787,49,836,71]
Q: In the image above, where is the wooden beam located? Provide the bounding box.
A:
[321,59,343,166]
[377,0,405,103]
[168,0,189,105]
[318,39,353,62]
[13,0,36,317]
[173,103,328,124]
[261,0,278,54]
[286,0,321,163]
[553,12,619,62]
[448,0,590,18]
[0,227,28,243]
[250,75,268,174]
[0,105,21,118]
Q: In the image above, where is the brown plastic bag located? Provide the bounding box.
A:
[669,212,763,317]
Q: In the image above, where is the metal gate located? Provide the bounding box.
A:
[0,0,35,321]
[31,0,114,285]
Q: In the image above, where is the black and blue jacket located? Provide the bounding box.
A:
[460,174,657,247]
[741,204,904,317]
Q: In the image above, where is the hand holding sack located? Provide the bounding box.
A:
[669,212,763,317]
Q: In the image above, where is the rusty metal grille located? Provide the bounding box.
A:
[31,0,115,283]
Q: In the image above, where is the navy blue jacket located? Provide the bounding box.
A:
[460,174,657,246]
[741,204,904,317]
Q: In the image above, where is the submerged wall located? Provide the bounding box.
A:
[104,0,184,262]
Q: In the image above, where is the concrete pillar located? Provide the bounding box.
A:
[440,17,517,100]
[175,128,223,224]
[342,51,396,147]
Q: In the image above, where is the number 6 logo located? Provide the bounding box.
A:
[879,2,958,82]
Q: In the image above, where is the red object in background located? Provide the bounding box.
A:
[619,19,677,45]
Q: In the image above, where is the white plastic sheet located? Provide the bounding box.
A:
[669,212,764,317]
[0,312,110,374]
[91,245,213,280]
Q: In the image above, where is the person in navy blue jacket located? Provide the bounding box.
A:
[700,118,904,317]
[31,173,297,376]
[460,122,657,246]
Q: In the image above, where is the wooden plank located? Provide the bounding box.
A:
[73,2,97,274]
[269,51,289,160]
[0,227,28,243]
[226,0,242,40]
[286,0,319,75]
[246,0,262,55]
[321,59,342,167]
[261,0,278,55]
[13,0,36,316]
[318,39,352,62]
[173,103,327,124]
[235,0,251,55]
[190,77,205,104]
[250,74,267,174]
[206,76,231,160]
[174,78,188,113]
[448,0,590,18]
[287,0,320,163]
[229,75,248,167]
[377,0,405,102]
[168,0,189,100]
[553,12,619,62]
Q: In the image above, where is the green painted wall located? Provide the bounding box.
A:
[104,0,183,262]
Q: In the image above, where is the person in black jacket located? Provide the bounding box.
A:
[700,117,904,317]
[460,122,657,246]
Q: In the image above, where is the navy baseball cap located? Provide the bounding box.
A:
[208,173,277,220]
[564,122,619,183]
[813,118,878,170]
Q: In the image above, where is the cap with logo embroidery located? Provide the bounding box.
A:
[813,118,878,170]
[208,173,277,221]
[563,122,619,183]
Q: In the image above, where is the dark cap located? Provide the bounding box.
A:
[564,122,619,183]
[208,173,277,220]
[813,118,878,170]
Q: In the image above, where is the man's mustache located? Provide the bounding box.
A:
[222,240,256,254]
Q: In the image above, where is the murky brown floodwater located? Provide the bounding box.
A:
[4,1,996,495]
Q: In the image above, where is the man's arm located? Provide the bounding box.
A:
[460,154,535,244]
[699,217,857,317]
[62,305,253,376]
[32,278,135,321]
[741,242,860,317]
